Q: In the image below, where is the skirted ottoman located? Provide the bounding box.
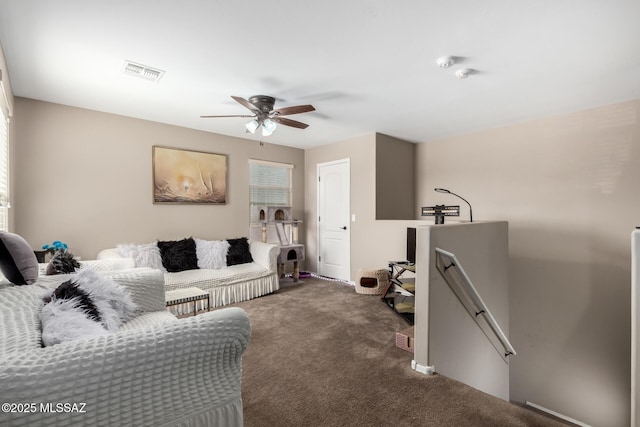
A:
[355,268,390,295]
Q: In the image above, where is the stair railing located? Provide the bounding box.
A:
[434,247,516,363]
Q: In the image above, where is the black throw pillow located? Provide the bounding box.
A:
[0,231,39,285]
[226,237,253,266]
[157,237,198,272]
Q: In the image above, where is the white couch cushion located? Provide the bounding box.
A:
[101,268,166,314]
[118,311,176,331]
[164,262,269,290]
[0,283,49,355]
[79,257,136,271]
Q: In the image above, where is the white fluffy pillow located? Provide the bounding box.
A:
[116,242,166,272]
[41,268,138,346]
[41,299,111,345]
[195,239,230,270]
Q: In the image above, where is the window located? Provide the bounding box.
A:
[0,76,10,232]
[249,160,293,223]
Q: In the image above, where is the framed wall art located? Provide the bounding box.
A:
[152,146,227,204]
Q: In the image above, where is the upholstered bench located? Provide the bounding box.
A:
[165,286,210,316]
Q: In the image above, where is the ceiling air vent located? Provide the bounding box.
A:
[121,60,165,82]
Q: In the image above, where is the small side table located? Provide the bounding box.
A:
[277,244,305,282]
[165,287,210,316]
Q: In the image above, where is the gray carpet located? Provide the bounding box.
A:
[230,277,567,427]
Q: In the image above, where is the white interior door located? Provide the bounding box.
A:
[317,159,350,281]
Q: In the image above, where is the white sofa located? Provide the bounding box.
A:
[0,267,250,427]
[97,240,280,312]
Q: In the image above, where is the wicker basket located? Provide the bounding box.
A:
[355,268,390,295]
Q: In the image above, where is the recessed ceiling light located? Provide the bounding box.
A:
[121,60,165,82]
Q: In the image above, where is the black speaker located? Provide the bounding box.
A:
[407,227,416,264]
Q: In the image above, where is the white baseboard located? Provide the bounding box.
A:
[525,401,591,427]
[411,359,435,375]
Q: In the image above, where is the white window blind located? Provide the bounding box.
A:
[249,160,292,223]
[0,80,9,232]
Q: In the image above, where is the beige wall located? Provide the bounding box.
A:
[13,98,305,259]
[7,33,637,422]
[417,99,640,427]
[414,221,510,400]
[305,133,427,279]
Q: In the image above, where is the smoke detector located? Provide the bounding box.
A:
[455,68,472,79]
[437,56,455,68]
[121,60,165,82]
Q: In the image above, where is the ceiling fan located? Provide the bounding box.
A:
[201,95,315,136]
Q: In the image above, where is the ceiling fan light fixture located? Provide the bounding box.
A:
[202,95,313,134]
[262,118,277,136]
[245,119,259,134]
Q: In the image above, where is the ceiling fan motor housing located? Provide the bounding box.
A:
[249,95,276,113]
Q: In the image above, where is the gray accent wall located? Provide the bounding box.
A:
[375,133,415,220]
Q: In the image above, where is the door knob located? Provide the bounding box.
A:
[340,226,347,230]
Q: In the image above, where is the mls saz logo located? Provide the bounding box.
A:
[41,402,87,413]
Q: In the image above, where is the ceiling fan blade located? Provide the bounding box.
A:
[273,117,309,129]
[200,114,254,118]
[272,104,315,116]
[231,95,260,112]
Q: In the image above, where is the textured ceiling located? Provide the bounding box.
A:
[1,0,639,149]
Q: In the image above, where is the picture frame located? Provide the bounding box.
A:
[152,146,227,204]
